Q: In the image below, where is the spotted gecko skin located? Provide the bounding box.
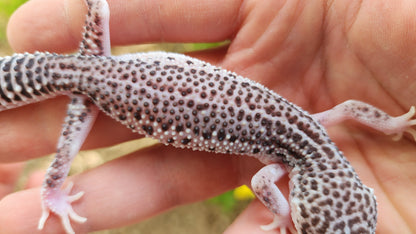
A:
[2,0,416,233]
[0,50,378,233]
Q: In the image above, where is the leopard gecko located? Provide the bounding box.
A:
[1,0,415,233]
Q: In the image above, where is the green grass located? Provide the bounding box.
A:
[0,0,27,15]
[0,0,26,14]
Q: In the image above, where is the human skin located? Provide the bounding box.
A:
[0,0,415,233]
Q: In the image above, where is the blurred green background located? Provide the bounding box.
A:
[0,1,255,233]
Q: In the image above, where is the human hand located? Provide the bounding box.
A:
[1,0,415,233]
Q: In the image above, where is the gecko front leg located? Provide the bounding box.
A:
[312,100,416,141]
[38,95,98,234]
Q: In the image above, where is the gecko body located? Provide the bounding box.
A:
[1,0,416,233]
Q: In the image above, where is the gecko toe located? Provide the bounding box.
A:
[260,214,294,233]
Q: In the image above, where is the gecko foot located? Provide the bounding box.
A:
[260,214,296,234]
[38,182,87,234]
[391,106,416,141]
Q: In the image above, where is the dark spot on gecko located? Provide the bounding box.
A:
[347,216,361,228]
[193,126,200,135]
[52,174,61,180]
[181,138,190,145]
[202,130,212,140]
[0,87,11,103]
[299,203,309,218]
[176,124,184,132]
[217,129,226,141]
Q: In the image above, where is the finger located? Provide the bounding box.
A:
[0,146,263,233]
[7,0,242,53]
[0,162,24,198]
[24,170,46,189]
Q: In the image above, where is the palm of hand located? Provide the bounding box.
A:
[0,0,415,233]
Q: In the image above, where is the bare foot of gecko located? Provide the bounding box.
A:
[38,182,86,234]
[260,214,296,234]
[390,106,416,141]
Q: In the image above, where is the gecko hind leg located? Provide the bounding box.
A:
[251,164,296,233]
[37,96,98,234]
[312,100,416,141]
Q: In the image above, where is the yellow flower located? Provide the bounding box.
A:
[233,185,255,200]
